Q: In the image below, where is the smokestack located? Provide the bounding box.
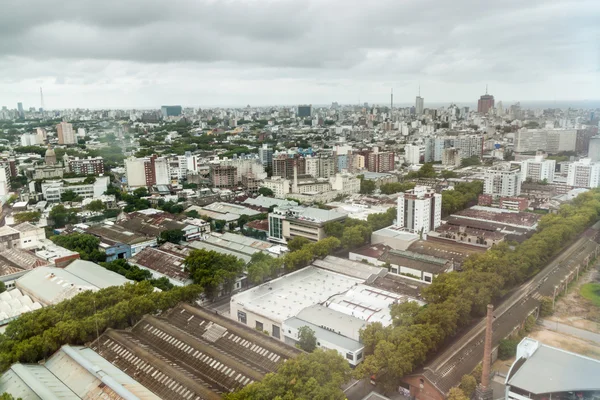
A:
[292,159,298,193]
[475,304,494,400]
[391,88,393,111]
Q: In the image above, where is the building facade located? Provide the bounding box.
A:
[66,156,105,175]
[397,186,442,234]
[56,121,76,145]
[484,167,522,198]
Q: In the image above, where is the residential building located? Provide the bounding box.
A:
[218,157,267,184]
[35,127,47,143]
[65,156,105,175]
[404,144,421,165]
[567,158,600,188]
[124,156,149,187]
[515,128,577,153]
[56,121,76,145]
[210,165,237,188]
[521,154,555,183]
[366,150,395,172]
[484,166,522,198]
[0,164,10,198]
[268,206,347,243]
[589,136,600,162]
[258,143,274,167]
[20,133,38,146]
[272,154,305,179]
[454,135,484,159]
[442,148,461,167]
[16,102,24,119]
[305,156,336,178]
[505,338,600,400]
[160,105,182,117]
[397,186,442,234]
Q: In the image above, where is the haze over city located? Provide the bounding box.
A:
[1,0,598,108]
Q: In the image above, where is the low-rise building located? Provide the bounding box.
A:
[268,205,347,243]
[38,176,110,202]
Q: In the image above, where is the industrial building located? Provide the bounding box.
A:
[505,338,600,400]
[92,304,301,400]
[0,345,159,399]
[268,205,347,243]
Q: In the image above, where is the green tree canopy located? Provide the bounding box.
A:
[86,199,105,212]
[184,249,245,299]
[159,229,184,244]
[13,211,41,224]
[49,205,78,228]
[258,187,274,196]
[297,325,317,352]
[224,349,351,400]
[50,233,106,263]
[60,190,82,202]
[287,236,311,252]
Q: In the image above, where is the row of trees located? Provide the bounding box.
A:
[0,281,202,372]
[379,182,416,195]
[100,259,174,291]
[50,233,106,263]
[441,181,483,216]
[354,189,600,391]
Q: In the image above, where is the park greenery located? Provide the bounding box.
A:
[354,189,600,391]
[441,181,484,216]
[224,349,351,400]
[0,281,202,372]
[580,283,600,307]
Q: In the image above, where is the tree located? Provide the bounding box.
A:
[498,338,519,360]
[225,349,351,400]
[14,211,41,224]
[258,187,274,196]
[50,233,106,263]
[133,187,149,198]
[359,179,376,195]
[440,170,459,180]
[186,209,200,219]
[60,190,82,202]
[86,199,105,212]
[184,249,245,299]
[159,229,184,244]
[49,205,78,228]
[447,387,469,400]
[460,156,481,168]
[380,182,416,195]
[539,296,553,317]
[417,163,437,178]
[297,326,317,352]
[0,281,6,294]
[460,374,477,397]
[288,236,311,252]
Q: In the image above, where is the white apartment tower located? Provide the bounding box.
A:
[484,166,522,198]
[404,144,421,165]
[521,155,555,183]
[567,158,600,188]
[397,186,442,235]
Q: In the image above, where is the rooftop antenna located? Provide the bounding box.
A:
[40,87,45,111]
[390,88,393,110]
[418,83,421,97]
[485,84,488,95]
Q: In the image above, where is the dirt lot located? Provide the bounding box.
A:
[528,328,600,360]
[548,262,600,332]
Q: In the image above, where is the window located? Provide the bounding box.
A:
[424,275,432,283]
[272,325,280,339]
[357,352,363,360]
[237,311,247,324]
[255,321,263,331]
[346,352,354,361]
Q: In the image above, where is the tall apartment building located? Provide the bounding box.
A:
[20,133,39,146]
[297,105,312,118]
[397,186,442,234]
[515,129,577,153]
[305,156,335,178]
[160,105,182,118]
[272,154,306,179]
[125,156,160,188]
[210,165,237,188]
[589,136,600,162]
[365,150,394,173]
[56,121,76,145]
[258,144,274,167]
[404,144,421,165]
[442,148,461,167]
[484,166,522,198]
[425,136,482,162]
[218,157,267,183]
[0,164,11,197]
[454,135,484,159]
[36,128,47,143]
[66,156,105,175]
[415,96,424,115]
[521,155,555,183]
[567,159,600,188]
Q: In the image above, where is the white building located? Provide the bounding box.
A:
[515,128,577,153]
[442,148,461,167]
[404,144,421,165]
[20,133,39,146]
[124,156,148,188]
[415,96,424,115]
[38,176,110,202]
[154,157,170,185]
[521,155,555,183]
[567,158,600,188]
[484,166,522,198]
[328,173,360,195]
[268,206,347,243]
[0,164,11,198]
[397,186,442,235]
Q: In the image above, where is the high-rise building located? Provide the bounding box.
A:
[305,156,336,178]
[17,102,24,119]
[484,166,522,198]
[515,129,577,153]
[20,133,39,146]
[365,150,395,172]
[397,186,442,234]
[210,165,237,188]
[588,136,600,162]
[36,127,47,143]
[56,121,76,145]
[477,87,495,114]
[442,148,461,167]
[258,144,274,167]
[567,158,600,188]
[521,155,555,183]
[160,105,182,118]
[404,144,421,165]
[415,96,424,115]
[273,154,306,179]
[297,105,312,118]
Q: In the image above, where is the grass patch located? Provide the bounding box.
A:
[580,283,600,307]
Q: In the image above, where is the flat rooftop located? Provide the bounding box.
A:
[313,256,387,281]
[231,266,364,324]
[295,304,367,342]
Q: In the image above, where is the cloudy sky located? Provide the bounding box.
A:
[0,0,598,109]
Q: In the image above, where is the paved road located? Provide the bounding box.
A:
[421,227,600,394]
[540,319,600,344]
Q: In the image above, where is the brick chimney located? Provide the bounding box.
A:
[475,304,494,400]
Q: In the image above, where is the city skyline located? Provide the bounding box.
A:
[0,0,598,109]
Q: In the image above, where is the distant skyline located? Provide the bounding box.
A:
[1,0,598,109]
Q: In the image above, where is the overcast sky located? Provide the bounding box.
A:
[1,0,598,109]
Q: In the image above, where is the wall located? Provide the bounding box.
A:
[402,375,445,400]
